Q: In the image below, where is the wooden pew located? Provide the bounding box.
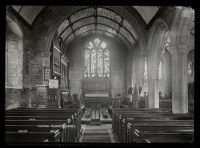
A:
[6,116,73,120]
[7,108,80,111]
[119,116,193,143]
[135,132,194,143]
[127,126,193,143]
[5,120,73,142]
[5,111,78,116]
[6,124,64,132]
[6,120,68,125]
[6,108,82,138]
[112,110,172,140]
[111,108,193,143]
[111,109,171,126]
[5,130,61,143]
[112,109,191,129]
[5,109,82,143]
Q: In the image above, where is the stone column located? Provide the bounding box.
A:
[147,55,159,108]
[172,45,188,113]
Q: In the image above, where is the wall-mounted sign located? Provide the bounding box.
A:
[49,79,58,89]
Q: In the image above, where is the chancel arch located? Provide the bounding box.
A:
[28,6,148,109]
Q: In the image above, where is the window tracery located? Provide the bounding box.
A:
[84,38,110,78]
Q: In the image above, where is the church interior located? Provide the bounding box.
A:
[5,6,194,144]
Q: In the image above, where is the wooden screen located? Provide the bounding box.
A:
[82,77,111,107]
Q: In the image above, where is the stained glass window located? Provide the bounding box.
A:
[144,58,148,81]
[91,49,96,77]
[84,49,90,77]
[104,49,110,77]
[98,49,103,77]
[84,38,110,78]
[158,60,162,80]
[188,61,192,77]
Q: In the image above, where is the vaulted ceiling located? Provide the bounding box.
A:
[57,7,138,46]
[10,6,160,47]
[11,6,159,25]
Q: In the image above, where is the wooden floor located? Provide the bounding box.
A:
[80,124,115,143]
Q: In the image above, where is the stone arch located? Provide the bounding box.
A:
[148,18,169,55]
[146,18,172,108]
[6,16,23,88]
[6,16,23,109]
[30,6,148,95]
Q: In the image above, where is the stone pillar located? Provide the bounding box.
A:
[148,79,159,108]
[172,45,188,113]
[147,55,159,108]
[127,50,134,106]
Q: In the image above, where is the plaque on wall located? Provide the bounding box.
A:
[49,79,58,89]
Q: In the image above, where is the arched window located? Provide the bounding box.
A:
[188,60,193,77]
[144,58,148,81]
[84,38,110,78]
[158,60,162,80]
